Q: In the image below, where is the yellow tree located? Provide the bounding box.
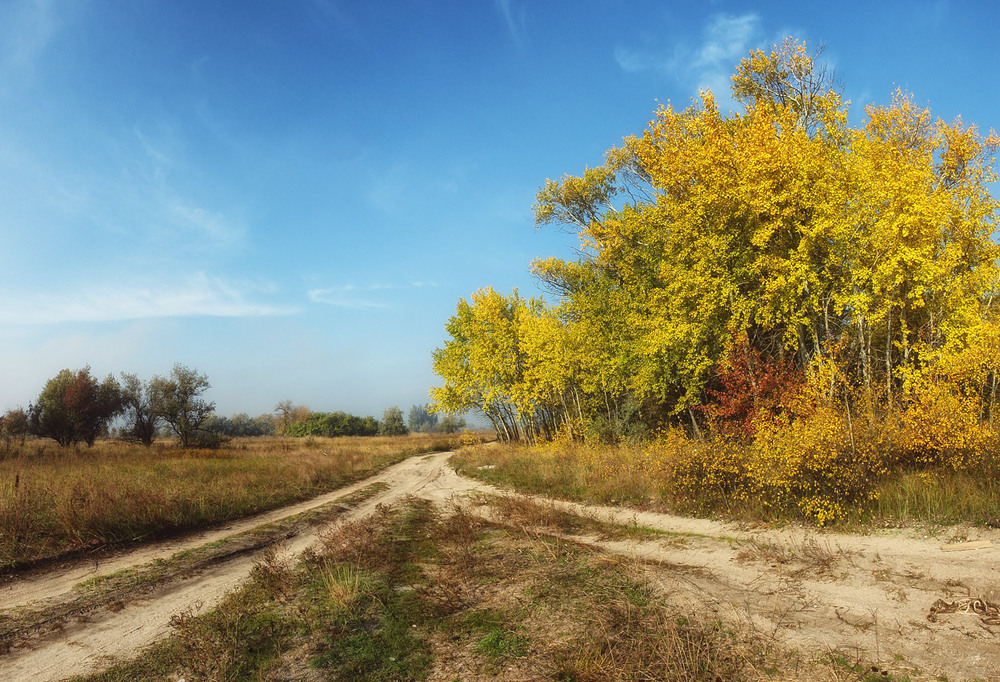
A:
[845,91,999,399]
[433,38,999,441]
[431,287,568,443]
[532,37,999,420]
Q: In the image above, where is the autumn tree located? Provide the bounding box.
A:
[28,368,123,446]
[530,37,999,422]
[150,364,215,447]
[431,288,540,442]
[431,287,592,442]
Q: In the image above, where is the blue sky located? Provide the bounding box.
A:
[1,0,997,419]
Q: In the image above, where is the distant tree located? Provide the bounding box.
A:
[150,364,215,447]
[379,405,409,436]
[274,400,310,435]
[360,415,379,435]
[29,368,123,446]
[284,411,379,437]
[437,412,467,434]
[250,413,277,436]
[0,407,29,452]
[205,412,277,437]
[119,373,160,447]
[407,404,439,433]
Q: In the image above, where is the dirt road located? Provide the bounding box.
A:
[2,450,999,681]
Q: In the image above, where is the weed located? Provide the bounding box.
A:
[735,535,850,578]
[474,626,530,660]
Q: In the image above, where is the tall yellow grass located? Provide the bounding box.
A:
[0,434,457,569]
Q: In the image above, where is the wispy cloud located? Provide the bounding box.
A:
[495,0,527,47]
[308,284,390,309]
[0,274,295,325]
[131,125,246,248]
[309,281,438,309]
[694,14,760,70]
[614,12,762,112]
[162,198,243,247]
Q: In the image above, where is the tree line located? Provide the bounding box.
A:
[1,365,468,449]
[430,39,1000,443]
[0,364,220,448]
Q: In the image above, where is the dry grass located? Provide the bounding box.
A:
[0,482,389,653]
[452,434,1000,529]
[0,433,458,570]
[734,535,852,579]
[80,497,767,682]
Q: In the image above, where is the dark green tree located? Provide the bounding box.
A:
[407,404,439,433]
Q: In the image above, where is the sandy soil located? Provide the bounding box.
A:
[2,450,998,681]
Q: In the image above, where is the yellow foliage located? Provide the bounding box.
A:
[647,403,884,525]
[893,365,992,470]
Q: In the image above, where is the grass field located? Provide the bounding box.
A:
[450,440,1000,529]
[0,433,462,570]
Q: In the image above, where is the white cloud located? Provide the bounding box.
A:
[694,14,760,69]
[614,12,762,113]
[0,274,295,325]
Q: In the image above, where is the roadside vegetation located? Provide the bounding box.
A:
[77,497,780,682]
[452,437,1000,528]
[0,482,390,652]
[432,38,1000,527]
[0,434,462,571]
